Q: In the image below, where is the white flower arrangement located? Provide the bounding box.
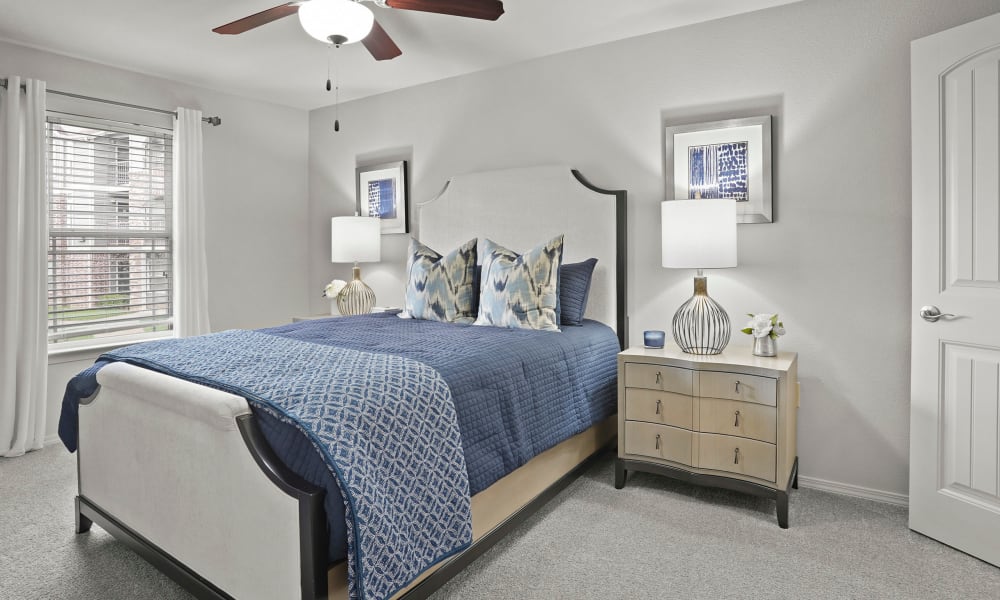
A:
[742,313,786,340]
[323,279,348,299]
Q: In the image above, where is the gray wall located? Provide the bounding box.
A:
[308,0,1000,497]
[0,40,311,441]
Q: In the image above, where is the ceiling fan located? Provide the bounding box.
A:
[213,0,506,61]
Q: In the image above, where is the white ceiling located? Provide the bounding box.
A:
[0,0,802,110]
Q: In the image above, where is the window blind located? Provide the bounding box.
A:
[46,117,174,345]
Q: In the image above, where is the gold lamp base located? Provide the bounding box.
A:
[336,265,376,315]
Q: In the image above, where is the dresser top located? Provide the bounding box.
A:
[621,345,797,374]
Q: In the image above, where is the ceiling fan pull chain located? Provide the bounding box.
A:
[326,42,332,91]
[334,45,341,132]
[334,85,340,132]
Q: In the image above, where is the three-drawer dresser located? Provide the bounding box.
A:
[616,346,799,527]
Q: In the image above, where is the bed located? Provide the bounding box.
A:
[59,165,628,600]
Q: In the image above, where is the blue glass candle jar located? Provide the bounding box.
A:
[643,330,665,348]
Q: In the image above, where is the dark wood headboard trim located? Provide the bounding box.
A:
[571,169,628,349]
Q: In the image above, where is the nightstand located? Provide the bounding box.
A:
[615,346,799,528]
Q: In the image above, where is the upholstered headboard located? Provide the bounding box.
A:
[419,165,627,348]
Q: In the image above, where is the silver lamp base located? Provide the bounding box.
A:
[337,265,376,316]
[671,275,730,355]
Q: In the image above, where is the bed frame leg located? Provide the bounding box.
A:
[75,496,92,534]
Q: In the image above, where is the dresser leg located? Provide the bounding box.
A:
[614,460,627,489]
[792,456,799,489]
[776,490,789,529]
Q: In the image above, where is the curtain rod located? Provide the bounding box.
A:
[0,78,222,126]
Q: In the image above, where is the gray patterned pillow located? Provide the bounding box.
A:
[474,235,564,332]
[403,238,478,323]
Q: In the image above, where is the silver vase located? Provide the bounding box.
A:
[752,335,777,357]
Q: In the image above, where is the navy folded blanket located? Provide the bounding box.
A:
[59,329,471,600]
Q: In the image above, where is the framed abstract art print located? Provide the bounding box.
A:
[356,160,409,234]
[665,116,772,223]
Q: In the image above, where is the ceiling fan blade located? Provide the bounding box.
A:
[362,20,403,61]
[213,3,300,35]
[384,0,504,21]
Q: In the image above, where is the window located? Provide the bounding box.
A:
[47,117,173,346]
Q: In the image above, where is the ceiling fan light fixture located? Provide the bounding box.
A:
[299,0,375,45]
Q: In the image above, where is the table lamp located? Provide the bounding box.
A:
[661,199,737,354]
[331,215,380,315]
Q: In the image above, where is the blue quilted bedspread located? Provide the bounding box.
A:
[259,314,619,561]
[59,329,472,600]
[59,313,620,595]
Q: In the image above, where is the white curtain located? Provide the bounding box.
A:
[0,76,48,456]
[172,107,211,337]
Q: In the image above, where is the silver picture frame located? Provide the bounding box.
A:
[665,115,772,224]
[356,160,409,234]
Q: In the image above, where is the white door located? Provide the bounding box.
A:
[910,11,1000,566]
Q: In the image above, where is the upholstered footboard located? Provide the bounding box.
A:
[76,362,326,600]
[74,361,618,600]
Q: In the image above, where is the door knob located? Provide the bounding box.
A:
[919,305,955,322]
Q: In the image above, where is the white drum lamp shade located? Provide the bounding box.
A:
[331,216,380,263]
[661,199,737,269]
[661,199,737,355]
[298,0,374,45]
[330,216,380,315]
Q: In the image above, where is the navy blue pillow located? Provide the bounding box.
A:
[559,258,598,326]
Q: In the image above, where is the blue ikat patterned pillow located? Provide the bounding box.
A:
[474,235,564,332]
[403,238,478,323]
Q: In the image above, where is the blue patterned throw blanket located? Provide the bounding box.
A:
[59,330,472,600]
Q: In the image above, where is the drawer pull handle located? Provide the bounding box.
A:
[734,410,741,427]
[734,448,741,464]
[655,399,662,415]
[655,434,661,451]
[655,371,662,385]
[735,380,741,393]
